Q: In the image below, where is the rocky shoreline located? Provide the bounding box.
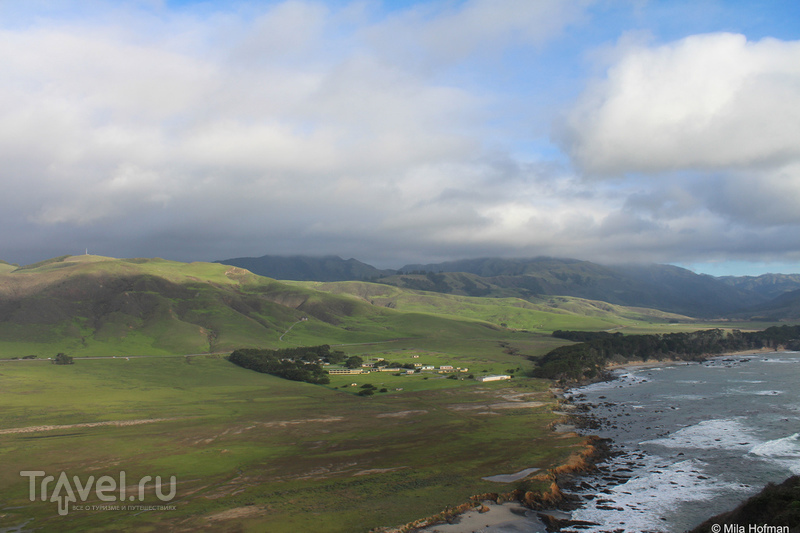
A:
[375,365,645,533]
[375,430,615,533]
[558,352,800,532]
[382,350,795,533]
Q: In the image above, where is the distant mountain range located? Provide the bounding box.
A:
[736,288,800,320]
[216,254,800,318]
[718,273,800,300]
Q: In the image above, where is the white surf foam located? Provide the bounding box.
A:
[641,418,758,450]
[574,372,651,394]
[723,387,783,396]
[664,394,706,401]
[749,433,800,474]
[750,433,800,457]
[571,456,748,533]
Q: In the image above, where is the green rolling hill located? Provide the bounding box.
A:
[0,255,693,358]
[0,255,408,356]
[289,279,688,333]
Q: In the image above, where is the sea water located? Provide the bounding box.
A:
[566,352,800,532]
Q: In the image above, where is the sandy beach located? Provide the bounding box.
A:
[413,501,547,533]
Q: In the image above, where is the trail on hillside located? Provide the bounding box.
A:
[279,319,305,341]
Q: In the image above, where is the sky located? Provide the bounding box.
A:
[1,0,799,275]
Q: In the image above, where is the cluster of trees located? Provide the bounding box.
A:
[535,325,800,382]
[53,353,74,365]
[358,383,376,396]
[356,383,389,396]
[228,345,347,385]
[344,355,363,368]
[10,354,73,363]
[370,359,416,370]
[241,345,347,363]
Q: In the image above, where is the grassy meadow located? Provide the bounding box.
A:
[0,352,584,532]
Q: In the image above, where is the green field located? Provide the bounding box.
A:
[0,353,584,532]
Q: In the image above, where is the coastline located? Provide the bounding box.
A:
[559,348,797,532]
[605,347,777,372]
[386,348,787,533]
[379,434,612,532]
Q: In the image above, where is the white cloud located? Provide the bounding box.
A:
[0,3,487,230]
[34,164,173,225]
[705,163,800,226]
[231,1,330,62]
[563,33,800,175]
[360,0,589,71]
[3,1,800,272]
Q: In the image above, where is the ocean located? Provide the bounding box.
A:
[565,351,800,532]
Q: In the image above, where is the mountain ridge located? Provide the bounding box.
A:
[718,272,800,300]
[213,254,800,318]
[393,257,774,317]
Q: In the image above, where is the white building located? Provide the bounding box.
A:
[476,374,511,382]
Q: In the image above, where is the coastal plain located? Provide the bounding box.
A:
[0,255,794,532]
[0,354,583,532]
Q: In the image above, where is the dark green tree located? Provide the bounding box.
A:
[53,353,74,365]
[345,355,363,369]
